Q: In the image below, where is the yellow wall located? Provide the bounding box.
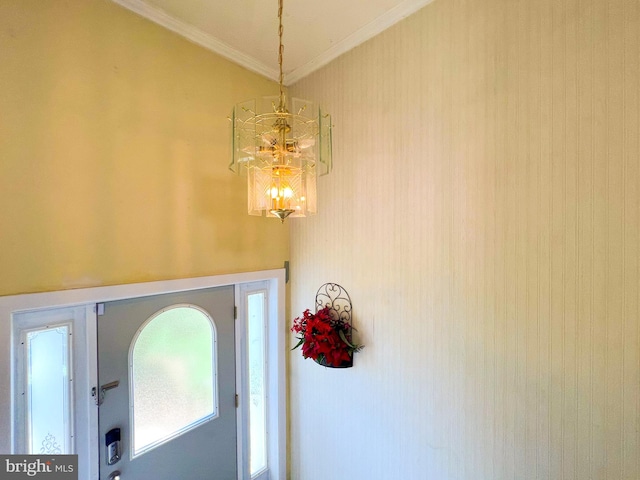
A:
[290,0,639,478]
[0,0,288,296]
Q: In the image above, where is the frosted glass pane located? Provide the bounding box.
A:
[247,293,267,476]
[131,307,216,456]
[26,325,72,454]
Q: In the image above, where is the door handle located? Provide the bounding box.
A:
[107,470,121,480]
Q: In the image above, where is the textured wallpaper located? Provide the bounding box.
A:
[289,0,639,478]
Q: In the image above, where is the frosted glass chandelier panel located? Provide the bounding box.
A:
[230,96,332,221]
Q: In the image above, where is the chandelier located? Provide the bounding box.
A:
[230,0,332,222]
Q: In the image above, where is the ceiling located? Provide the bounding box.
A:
[111,0,435,85]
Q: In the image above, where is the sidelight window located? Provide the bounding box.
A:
[247,291,267,476]
[24,324,73,455]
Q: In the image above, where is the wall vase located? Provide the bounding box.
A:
[314,283,354,369]
[314,354,353,369]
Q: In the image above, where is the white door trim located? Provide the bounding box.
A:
[0,269,287,480]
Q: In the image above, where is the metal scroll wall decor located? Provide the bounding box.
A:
[315,283,354,368]
[315,283,352,324]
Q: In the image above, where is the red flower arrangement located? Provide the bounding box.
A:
[291,306,363,367]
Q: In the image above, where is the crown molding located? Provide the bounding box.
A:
[111,0,280,82]
[285,0,436,85]
[112,0,434,86]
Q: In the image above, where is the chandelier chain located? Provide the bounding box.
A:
[278,0,285,109]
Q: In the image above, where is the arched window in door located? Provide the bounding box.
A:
[129,304,218,458]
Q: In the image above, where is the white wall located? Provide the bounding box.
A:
[288,0,640,478]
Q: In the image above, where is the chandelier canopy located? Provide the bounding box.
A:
[230,0,332,222]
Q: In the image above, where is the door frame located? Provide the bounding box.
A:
[0,269,287,480]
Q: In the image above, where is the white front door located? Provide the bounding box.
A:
[97,286,236,480]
